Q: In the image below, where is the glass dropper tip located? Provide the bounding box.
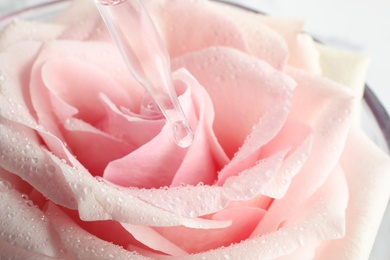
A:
[172,120,194,148]
[95,0,194,148]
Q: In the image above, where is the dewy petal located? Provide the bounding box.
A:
[103,79,194,188]
[37,43,138,126]
[0,118,78,209]
[209,1,320,73]
[0,178,66,258]
[151,207,266,255]
[104,70,229,188]
[124,146,307,218]
[315,129,390,259]
[315,43,370,125]
[144,0,247,59]
[172,46,295,159]
[254,67,355,234]
[44,152,231,229]
[172,166,348,259]
[171,70,229,186]
[29,40,145,163]
[45,202,150,260]
[0,20,63,51]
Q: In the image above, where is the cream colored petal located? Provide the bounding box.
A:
[315,43,370,125]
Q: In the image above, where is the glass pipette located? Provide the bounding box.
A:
[94,0,194,148]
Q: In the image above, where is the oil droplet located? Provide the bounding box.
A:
[172,120,193,148]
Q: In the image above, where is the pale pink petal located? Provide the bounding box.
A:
[45,203,149,259]
[103,123,189,188]
[104,70,228,188]
[0,240,61,260]
[103,81,195,188]
[62,118,132,176]
[0,168,32,195]
[0,118,78,209]
[145,0,247,59]
[0,41,83,170]
[98,93,165,149]
[171,70,229,186]
[178,165,347,259]
[315,129,390,259]
[29,40,144,163]
[253,67,354,234]
[122,225,188,256]
[172,46,295,159]
[39,49,134,126]
[218,118,311,184]
[124,150,295,218]
[209,2,321,73]
[0,179,66,258]
[153,207,265,254]
[44,153,231,229]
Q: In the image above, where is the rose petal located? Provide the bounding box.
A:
[151,0,294,70]
[121,225,189,256]
[171,70,229,186]
[315,43,370,125]
[44,152,231,229]
[38,46,135,126]
[315,129,390,259]
[124,147,304,218]
[45,202,149,259]
[103,80,194,188]
[98,93,165,149]
[145,0,247,59]
[172,46,295,160]
[209,1,320,73]
[0,117,78,209]
[174,165,347,259]
[104,123,189,188]
[153,207,266,254]
[0,240,62,260]
[253,67,354,234]
[62,118,132,176]
[0,179,66,258]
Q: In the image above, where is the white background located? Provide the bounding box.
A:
[1,0,390,259]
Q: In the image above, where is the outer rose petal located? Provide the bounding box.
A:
[315,129,390,259]
[0,180,66,258]
[253,67,354,234]
[209,1,321,73]
[45,203,149,259]
[170,165,347,259]
[152,207,265,254]
[145,0,287,70]
[315,43,370,125]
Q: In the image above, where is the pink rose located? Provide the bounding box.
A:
[1,0,390,259]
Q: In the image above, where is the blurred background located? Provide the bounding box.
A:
[1,0,390,259]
